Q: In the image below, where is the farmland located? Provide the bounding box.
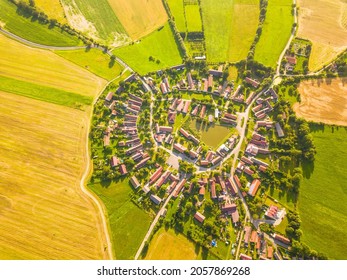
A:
[167,0,186,31]
[299,124,347,259]
[88,180,151,259]
[0,34,106,97]
[0,91,108,259]
[113,24,182,75]
[55,48,124,80]
[108,0,168,40]
[297,0,347,71]
[295,78,347,126]
[61,0,129,46]
[254,0,293,67]
[185,4,202,32]
[24,0,67,24]
[201,0,259,62]
[0,0,82,46]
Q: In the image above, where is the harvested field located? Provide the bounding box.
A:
[167,0,186,31]
[0,34,106,97]
[108,0,168,40]
[295,78,347,126]
[25,0,67,24]
[297,0,347,71]
[185,4,202,32]
[0,91,109,259]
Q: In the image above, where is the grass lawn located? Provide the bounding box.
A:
[167,0,186,31]
[267,187,296,210]
[0,0,82,46]
[173,113,190,132]
[0,76,92,110]
[185,5,202,32]
[254,0,293,67]
[89,179,152,259]
[55,48,124,80]
[298,124,347,259]
[201,0,259,62]
[180,91,212,101]
[113,24,182,75]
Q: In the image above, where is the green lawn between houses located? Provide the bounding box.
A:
[299,124,347,259]
[113,24,183,75]
[0,0,82,46]
[254,0,293,67]
[88,179,152,260]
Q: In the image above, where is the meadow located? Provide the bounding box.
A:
[55,48,124,80]
[185,4,202,32]
[89,180,152,259]
[167,0,186,31]
[0,91,108,259]
[113,24,182,75]
[299,124,347,259]
[24,0,67,24]
[107,0,168,40]
[254,0,293,67]
[0,0,82,46]
[0,34,106,97]
[61,0,129,46]
[297,0,347,71]
[201,0,259,62]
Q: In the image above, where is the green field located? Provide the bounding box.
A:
[0,75,92,109]
[201,0,259,62]
[167,0,186,31]
[0,0,82,46]
[61,0,129,45]
[254,0,293,67]
[55,48,123,80]
[89,180,152,259]
[185,5,202,32]
[299,125,347,259]
[113,24,182,75]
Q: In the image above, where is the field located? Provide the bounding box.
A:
[55,48,124,80]
[0,91,108,259]
[297,0,347,71]
[201,0,259,62]
[24,0,67,24]
[0,34,106,97]
[113,24,182,75]
[299,124,347,259]
[108,0,168,40]
[185,5,202,32]
[254,0,293,67]
[295,78,347,126]
[89,180,152,259]
[167,0,186,31]
[61,0,129,46]
[0,0,82,46]
[144,228,199,260]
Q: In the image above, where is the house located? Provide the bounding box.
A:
[160,82,168,94]
[211,156,222,166]
[189,134,200,145]
[191,105,199,116]
[239,253,252,260]
[227,178,238,196]
[250,231,258,244]
[275,122,284,138]
[199,186,205,196]
[244,226,252,244]
[244,166,255,176]
[128,93,143,103]
[125,144,143,155]
[233,175,242,189]
[170,64,185,71]
[267,246,274,259]
[245,91,255,105]
[248,179,261,197]
[224,113,237,120]
[119,164,127,175]
[168,111,176,124]
[176,99,184,112]
[241,156,253,165]
[208,115,214,123]
[150,194,162,205]
[173,179,187,198]
[110,156,121,167]
[149,166,163,185]
[286,56,297,65]
[210,180,217,199]
[259,165,267,172]
[183,100,191,114]
[200,160,209,166]
[265,205,279,220]
[245,77,260,88]
[251,157,269,167]
[189,150,199,159]
[273,233,291,245]
[194,212,205,223]
[203,78,208,92]
[221,203,236,214]
[124,73,136,83]
[130,176,140,189]
[163,77,170,91]
[173,143,187,153]
[220,117,237,125]
[103,134,110,147]
[207,75,213,89]
[231,210,240,224]
[159,126,173,133]
[208,69,223,77]
[205,151,214,162]
[155,170,171,189]
[179,128,190,139]
[187,72,195,89]
[105,91,113,102]
[134,157,150,169]
[245,144,259,156]
[200,105,206,118]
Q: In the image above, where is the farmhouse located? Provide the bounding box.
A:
[221,203,237,214]
[208,75,213,89]
[273,234,291,245]
[105,91,114,102]
[149,166,163,185]
[275,122,284,138]
[244,226,252,245]
[239,253,252,260]
[248,179,261,197]
[191,105,199,116]
[183,100,191,114]
[194,212,205,223]
[179,128,190,138]
[150,194,162,205]
[119,164,127,175]
[187,72,195,89]
[173,179,187,198]
[245,77,260,88]
[233,175,242,189]
[189,150,199,159]
[210,179,217,199]
[208,69,223,77]
[224,113,237,120]
[159,126,173,133]
[286,56,297,65]
[231,210,240,224]
[130,176,140,189]
[199,186,205,196]
[134,156,150,170]
[173,143,187,153]
[226,178,238,196]
[155,170,171,189]
[110,156,121,167]
[200,105,206,118]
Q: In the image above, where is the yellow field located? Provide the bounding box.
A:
[108,0,168,40]
[25,0,67,24]
[0,34,105,97]
[297,0,347,71]
[145,228,198,260]
[0,91,110,259]
[295,78,347,126]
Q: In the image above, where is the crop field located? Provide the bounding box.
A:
[0,34,106,97]
[24,0,67,24]
[254,0,293,67]
[144,228,199,260]
[113,24,182,75]
[201,0,259,62]
[297,0,347,71]
[185,5,202,32]
[108,0,168,40]
[55,48,123,80]
[89,180,151,259]
[0,0,81,46]
[0,91,109,259]
[168,0,186,31]
[61,0,129,46]
[295,78,347,126]
[299,124,347,259]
